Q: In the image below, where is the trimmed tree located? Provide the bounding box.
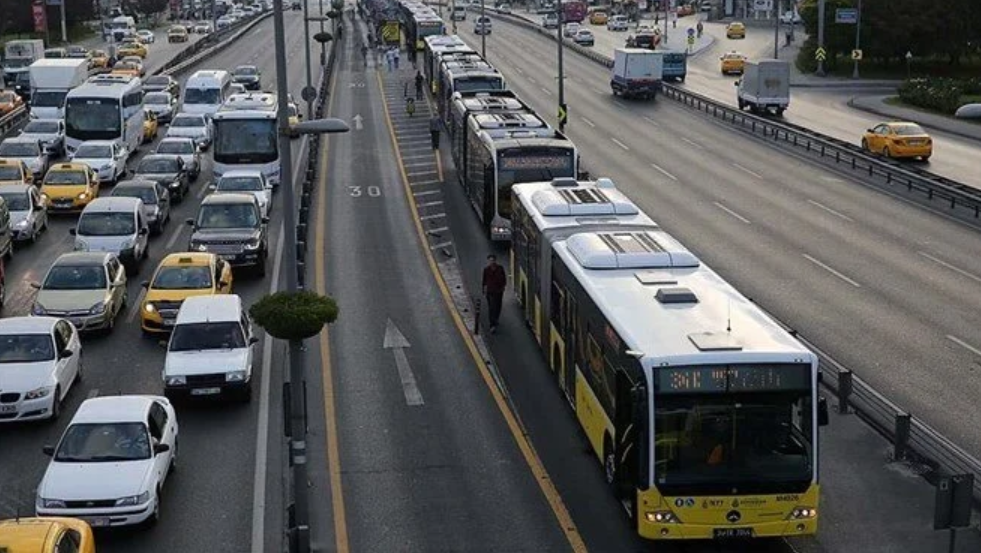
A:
[250,290,339,340]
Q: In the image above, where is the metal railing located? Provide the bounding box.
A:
[0,107,29,139]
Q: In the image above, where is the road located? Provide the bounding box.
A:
[455,15,981,462]
[0,9,313,553]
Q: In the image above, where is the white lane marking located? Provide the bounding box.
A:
[643,115,659,127]
[612,100,628,110]
[383,319,424,406]
[802,253,861,288]
[918,251,981,285]
[713,201,751,224]
[807,199,854,222]
[650,162,677,181]
[419,213,446,220]
[581,116,596,128]
[417,200,444,208]
[527,76,538,85]
[732,162,764,179]
[541,87,552,96]
[947,335,981,358]
[593,86,607,95]
[125,289,147,323]
[680,137,703,149]
[165,219,185,250]
[514,66,524,75]
[413,190,440,197]
[610,138,630,151]
[251,133,309,553]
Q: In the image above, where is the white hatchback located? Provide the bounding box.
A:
[36,395,178,527]
[71,140,128,184]
[0,317,81,422]
[210,169,272,217]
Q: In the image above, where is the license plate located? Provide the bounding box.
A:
[191,387,221,396]
[84,517,110,527]
[909,140,923,145]
[162,319,175,327]
[714,528,754,539]
[220,254,237,261]
[0,405,16,414]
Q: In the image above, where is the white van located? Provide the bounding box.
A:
[71,197,149,274]
[451,5,467,20]
[181,70,233,117]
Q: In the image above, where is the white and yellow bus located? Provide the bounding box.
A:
[511,177,829,541]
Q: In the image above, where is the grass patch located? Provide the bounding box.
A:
[812,55,981,80]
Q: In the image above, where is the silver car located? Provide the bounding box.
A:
[209,170,272,217]
[31,252,129,333]
[18,119,65,157]
[0,184,47,243]
[111,180,171,235]
[155,137,201,180]
[144,92,178,123]
[165,113,211,150]
[0,138,49,179]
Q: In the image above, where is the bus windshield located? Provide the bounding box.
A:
[65,97,121,140]
[496,147,574,219]
[213,119,278,164]
[454,76,504,94]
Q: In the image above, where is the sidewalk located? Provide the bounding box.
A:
[848,94,981,143]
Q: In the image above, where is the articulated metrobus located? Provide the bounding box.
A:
[407,13,445,50]
[462,112,577,241]
[63,74,144,156]
[512,179,829,541]
[211,93,281,187]
[437,61,505,123]
[423,35,473,89]
[449,90,525,183]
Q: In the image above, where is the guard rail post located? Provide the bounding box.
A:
[894,413,912,461]
[837,369,853,414]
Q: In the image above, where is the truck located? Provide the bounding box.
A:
[610,48,663,100]
[28,58,90,120]
[110,15,137,42]
[2,40,45,86]
[660,49,687,82]
[736,59,790,116]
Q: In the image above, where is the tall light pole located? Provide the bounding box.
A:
[851,0,861,78]
[815,0,825,76]
[319,0,326,65]
[772,0,779,58]
[480,0,486,57]
[58,0,67,44]
[302,0,314,119]
[555,1,565,132]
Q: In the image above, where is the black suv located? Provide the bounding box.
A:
[186,194,269,276]
[133,154,190,202]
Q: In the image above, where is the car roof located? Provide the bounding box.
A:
[140,154,180,162]
[0,316,59,334]
[48,162,90,171]
[0,517,65,547]
[83,196,142,212]
[159,136,193,143]
[72,395,164,424]
[115,179,158,189]
[52,251,112,267]
[77,140,116,147]
[176,294,243,324]
[1,137,39,145]
[173,113,205,121]
[221,169,264,179]
[0,183,33,194]
[0,159,24,166]
[159,251,216,267]
[202,192,258,205]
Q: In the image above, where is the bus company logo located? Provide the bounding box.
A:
[726,510,742,523]
[702,499,724,509]
[673,498,696,508]
[674,498,684,508]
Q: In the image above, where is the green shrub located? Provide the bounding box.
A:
[250,290,339,340]
[898,78,964,114]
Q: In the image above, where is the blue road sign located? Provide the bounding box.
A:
[687,27,695,36]
[835,8,857,24]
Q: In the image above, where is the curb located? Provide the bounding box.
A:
[790,80,900,89]
[846,96,981,144]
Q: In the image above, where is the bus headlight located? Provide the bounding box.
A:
[789,507,817,519]
[645,510,680,523]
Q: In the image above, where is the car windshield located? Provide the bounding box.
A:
[0,334,55,363]
[218,176,263,191]
[0,167,21,181]
[145,93,171,105]
[138,158,178,173]
[112,186,156,204]
[43,264,107,290]
[196,203,258,228]
[894,124,926,136]
[171,116,205,128]
[0,142,38,157]
[74,144,112,158]
[157,140,193,154]
[0,192,29,210]
[114,62,138,70]
[55,422,151,463]
[183,88,220,105]
[44,170,86,185]
[152,265,213,289]
[234,67,257,75]
[23,121,60,134]
[77,212,135,236]
[169,321,245,351]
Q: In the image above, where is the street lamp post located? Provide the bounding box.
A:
[302,0,314,119]
[556,0,565,132]
[319,0,326,65]
[772,0,779,58]
[851,0,862,78]
[480,0,486,57]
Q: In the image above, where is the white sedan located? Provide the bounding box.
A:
[136,29,156,43]
[70,140,128,184]
[0,317,81,422]
[36,395,178,527]
[165,113,212,150]
[210,169,272,217]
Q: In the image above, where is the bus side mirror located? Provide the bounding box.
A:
[817,396,829,427]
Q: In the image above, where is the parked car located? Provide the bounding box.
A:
[0,317,81,421]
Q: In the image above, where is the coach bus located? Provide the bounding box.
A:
[462,111,577,241]
[511,183,829,540]
[63,74,144,156]
[211,92,281,187]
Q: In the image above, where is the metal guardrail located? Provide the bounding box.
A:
[0,106,29,138]
[481,7,981,503]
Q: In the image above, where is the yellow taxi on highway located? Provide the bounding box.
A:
[140,252,234,334]
[117,38,147,58]
[0,158,33,186]
[168,25,190,43]
[589,10,608,24]
[720,51,746,74]
[726,21,746,39]
[862,122,933,160]
[90,49,110,69]
[143,109,159,143]
[0,516,95,553]
[40,162,100,212]
[111,60,143,78]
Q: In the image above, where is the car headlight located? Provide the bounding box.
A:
[226,370,247,382]
[143,302,156,313]
[40,193,49,202]
[14,219,28,229]
[77,191,88,200]
[25,386,54,400]
[74,239,88,251]
[244,238,261,250]
[32,303,47,316]
[39,498,66,509]
[166,375,186,386]
[168,180,181,188]
[88,302,106,315]
[115,490,151,507]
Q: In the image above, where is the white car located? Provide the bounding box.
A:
[0,317,81,422]
[607,14,628,31]
[70,140,128,184]
[496,3,511,13]
[563,22,580,37]
[144,92,178,123]
[36,395,178,527]
[0,137,50,179]
[136,29,155,43]
[165,113,211,150]
[18,119,66,156]
[0,184,47,243]
[210,169,272,217]
[542,13,558,28]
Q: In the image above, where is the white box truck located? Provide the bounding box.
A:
[736,59,791,116]
[610,48,663,100]
[2,39,45,86]
[28,58,90,120]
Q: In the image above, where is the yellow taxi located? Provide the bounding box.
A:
[862,122,933,160]
[90,49,110,69]
[168,25,190,43]
[0,517,95,553]
[726,21,746,39]
[287,101,302,137]
[0,158,33,185]
[111,59,143,78]
[720,51,746,74]
[140,252,234,334]
[40,162,100,212]
[143,109,159,143]
[589,10,608,24]
[117,39,148,58]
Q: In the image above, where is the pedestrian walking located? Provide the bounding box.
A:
[393,47,401,70]
[429,115,441,149]
[406,96,416,117]
[385,48,394,71]
[414,71,424,100]
[696,20,703,38]
[482,254,506,333]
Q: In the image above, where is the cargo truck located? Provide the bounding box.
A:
[735,59,790,116]
[610,48,663,100]
[2,40,45,86]
[28,58,90,120]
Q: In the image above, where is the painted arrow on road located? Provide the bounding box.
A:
[383,318,424,406]
[353,114,364,131]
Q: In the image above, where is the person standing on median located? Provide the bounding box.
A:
[482,254,507,334]
[414,70,424,100]
[430,114,440,149]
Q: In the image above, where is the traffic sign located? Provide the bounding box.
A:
[687,27,695,37]
[687,36,695,45]
[31,0,47,32]
[557,104,568,126]
[851,49,863,61]
[835,8,857,24]
[814,47,826,61]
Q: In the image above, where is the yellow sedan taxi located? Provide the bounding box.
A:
[0,517,96,553]
[862,122,933,160]
[726,21,746,39]
[140,252,234,334]
[90,49,110,69]
[589,10,608,24]
[111,60,143,78]
[40,163,100,212]
[0,158,33,185]
[143,109,159,143]
[720,51,746,75]
[117,39,148,58]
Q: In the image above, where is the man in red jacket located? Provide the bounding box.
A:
[482,254,507,333]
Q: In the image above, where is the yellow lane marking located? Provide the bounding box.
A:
[314,57,350,553]
[375,70,587,553]
[435,150,444,182]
